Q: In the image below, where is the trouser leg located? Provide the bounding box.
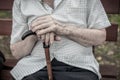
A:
[13,59,99,80]
[22,70,48,80]
[53,71,99,80]
[22,69,99,80]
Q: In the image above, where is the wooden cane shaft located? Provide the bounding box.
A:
[44,48,53,80]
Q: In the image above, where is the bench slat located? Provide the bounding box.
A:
[0,70,12,80]
[101,78,117,80]
[106,24,118,41]
[101,0,120,14]
[100,65,118,78]
[0,59,17,80]
[0,0,14,10]
[0,19,12,35]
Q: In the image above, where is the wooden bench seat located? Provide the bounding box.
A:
[0,0,119,80]
[0,59,17,80]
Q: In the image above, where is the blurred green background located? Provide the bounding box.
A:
[0,11,120,79]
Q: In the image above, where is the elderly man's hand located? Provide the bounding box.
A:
[30,15,61,45]
[31,15,66,35]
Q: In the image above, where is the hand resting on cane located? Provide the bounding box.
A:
[31,15,106,47]
[30,15,61,46]
[10,16,61,60]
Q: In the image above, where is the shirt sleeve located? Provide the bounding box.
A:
[87,0,111,29]
[10,0,29,44]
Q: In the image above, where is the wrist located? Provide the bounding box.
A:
[56,24,76,36]
[55,22,68,35]
[26,35,38,42]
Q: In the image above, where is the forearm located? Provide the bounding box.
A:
[30,15,106,47]
[10,35,37,59]
[56,25,106,47]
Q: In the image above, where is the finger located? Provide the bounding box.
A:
[31,15,52,28]
[35,15,51,22]
[50,32,55,44]
[55,35,61,41]
[36,30,40,38]
[37,27,53,35]
[31,19,51,29]
[37,35,41,40]
[41,35,45,42]
[32,21,53,32]
[45,33,50,46]
[32,15,50,23]
[36,30,44,41]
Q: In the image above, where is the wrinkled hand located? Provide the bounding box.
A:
[30,15,61,45]
[31,15,57,35]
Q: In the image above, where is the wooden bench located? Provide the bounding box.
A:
[0,0,119,80]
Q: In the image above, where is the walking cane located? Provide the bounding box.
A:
[43,42,53,80]
[22,30,53,80]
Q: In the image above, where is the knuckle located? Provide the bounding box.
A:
[50,33,54,39]
[49,21,53,24]
[49,17,52,20]
[37,31,41,35]
[36,30,39,34]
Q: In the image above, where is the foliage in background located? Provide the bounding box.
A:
[95,14,120,66]
[0,11,12,18]
[0,11,12,58]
